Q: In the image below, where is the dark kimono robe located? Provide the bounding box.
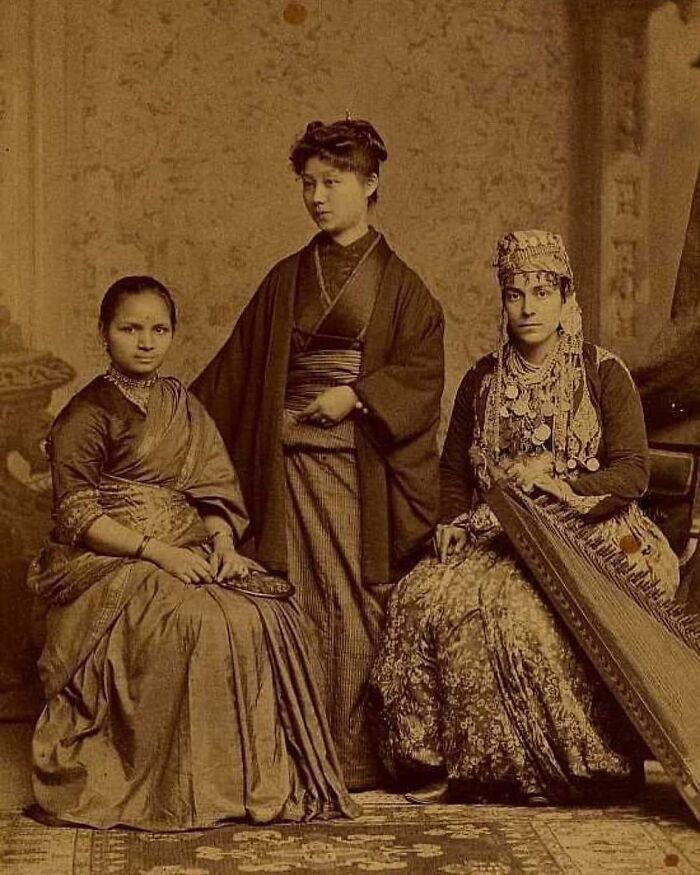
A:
[27,376,357,830]
[192,231,445,787]
[371,343,678,803]
[191,232,444,583]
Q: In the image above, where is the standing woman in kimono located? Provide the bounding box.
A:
[28,276,357,830]
[192,119,445,789]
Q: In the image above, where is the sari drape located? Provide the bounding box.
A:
[27,376,358,830]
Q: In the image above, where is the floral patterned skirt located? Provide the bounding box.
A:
[370,506,678,804]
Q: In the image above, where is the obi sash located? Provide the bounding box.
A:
[283,235,388,450]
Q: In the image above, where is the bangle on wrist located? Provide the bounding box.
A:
[134,534,152,559]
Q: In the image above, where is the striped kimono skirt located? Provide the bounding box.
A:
[282,343,390,789]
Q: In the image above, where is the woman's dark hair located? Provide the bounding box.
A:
[289,119,388,205]
[99,275,178,331]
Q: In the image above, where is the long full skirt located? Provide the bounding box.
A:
[370,534,657,803]
[32,574,358,830]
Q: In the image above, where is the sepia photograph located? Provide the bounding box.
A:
[1,0,700,872]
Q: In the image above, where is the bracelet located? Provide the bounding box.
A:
[134,534,151,559]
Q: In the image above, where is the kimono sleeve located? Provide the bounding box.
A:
[353,283,445,446]
[440,366,479,522]
[47,397,108,545]
[190,267,279,458]
[569,355,650,517]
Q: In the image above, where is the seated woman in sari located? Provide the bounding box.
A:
[27,275,358,831]
[371,230,679,805]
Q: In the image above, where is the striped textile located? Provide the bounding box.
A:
[283,423,392,789]
[285,348,362,416]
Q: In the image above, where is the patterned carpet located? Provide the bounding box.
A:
[2,783,700,875]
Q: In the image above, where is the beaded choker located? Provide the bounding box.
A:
[104,365,159,412]
[105,365,159,388]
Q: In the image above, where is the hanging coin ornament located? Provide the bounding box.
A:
[534,423,551,443]
[486,340,599,477]
[585,457,600,472]
[513,397,529,417]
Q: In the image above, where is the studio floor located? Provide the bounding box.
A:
[2,721,700,875]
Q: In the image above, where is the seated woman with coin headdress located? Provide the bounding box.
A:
[370,230,679,806]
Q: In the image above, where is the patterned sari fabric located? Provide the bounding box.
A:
[370,344,679,804]
[27,377,358,830]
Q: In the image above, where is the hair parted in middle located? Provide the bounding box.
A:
[99,275,178,332]
[289,119,388,205]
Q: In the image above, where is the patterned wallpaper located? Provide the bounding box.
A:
[38,0,574,414]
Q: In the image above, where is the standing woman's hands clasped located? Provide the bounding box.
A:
[297,385,359,427]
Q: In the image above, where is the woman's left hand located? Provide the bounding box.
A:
[298,386,359,427]
[211,545,266,582]
[531,474,575,504]
[506,453,554,493]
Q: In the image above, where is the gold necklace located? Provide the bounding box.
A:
[508,341,560,386]
[105,365,159,412]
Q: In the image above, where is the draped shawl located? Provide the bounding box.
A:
[28,377,249,697]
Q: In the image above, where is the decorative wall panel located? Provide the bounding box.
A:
[27,0,575,412]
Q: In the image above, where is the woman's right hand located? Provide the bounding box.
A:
[144,541,214,585]
[434,525,468,563]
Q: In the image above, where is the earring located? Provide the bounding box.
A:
[559,297,582,337]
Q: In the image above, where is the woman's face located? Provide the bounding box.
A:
[102,291,174,378]
[503,271,563,351]
[301,156,378,243]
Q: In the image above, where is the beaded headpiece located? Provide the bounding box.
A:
[494,229,574,291]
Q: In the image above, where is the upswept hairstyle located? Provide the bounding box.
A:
[289,119,388,205]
